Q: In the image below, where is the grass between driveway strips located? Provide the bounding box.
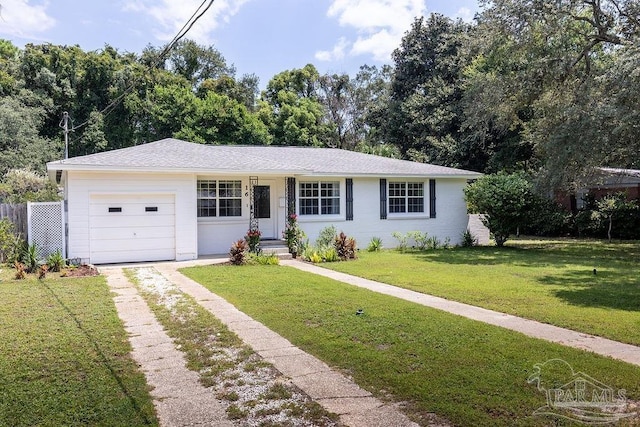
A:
[322,238,640,346]
[182,264,640,427]
[0,269,157,426]
[124,267,340,426]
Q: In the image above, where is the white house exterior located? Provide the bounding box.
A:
[47,138,481,264]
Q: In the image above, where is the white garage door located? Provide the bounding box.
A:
[89,194,176,264]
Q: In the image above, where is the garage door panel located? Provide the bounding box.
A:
[89,194,176,264]
[89,214,175,228]
[89,202,174,216]
[91,248,175,265]
[90,226,175,240]
[91,237,174,252]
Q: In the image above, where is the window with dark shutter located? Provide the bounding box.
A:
[429,179,436,218]
[380,179,387,220]
[346,178,353,221]
[286,177,296,216]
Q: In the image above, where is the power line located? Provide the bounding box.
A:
[67,0,216,133]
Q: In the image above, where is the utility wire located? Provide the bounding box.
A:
[68,0,215,132]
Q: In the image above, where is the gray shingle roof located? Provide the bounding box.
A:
[47,138,481,178]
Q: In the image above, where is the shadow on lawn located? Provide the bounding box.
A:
[41,282,156,425]
[537,270,640,312]
[408,246,604,268]
[409,241,638,269]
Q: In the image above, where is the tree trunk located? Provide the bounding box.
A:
[608,215,613,242]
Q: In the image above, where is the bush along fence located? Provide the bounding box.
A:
[0,203,27,239]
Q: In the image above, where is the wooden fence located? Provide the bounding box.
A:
[0,203,28,239]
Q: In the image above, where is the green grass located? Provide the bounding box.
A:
[321,238,640,346]
[182,264,640,427]
[0,269,158,427]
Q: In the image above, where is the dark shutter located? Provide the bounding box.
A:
[346,178,353,221]
[286,177,296,216]
[380,178,387,220]
[429,179,436,218]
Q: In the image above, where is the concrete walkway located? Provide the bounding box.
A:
[155,263,422,427]
[102,257,639,427]
[282,259,640,367]
[103,266,234,427]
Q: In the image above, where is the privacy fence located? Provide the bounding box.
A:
[1,202,65,259]
[0,203,28,238]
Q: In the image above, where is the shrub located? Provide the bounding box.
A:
[244,229,261,254]
[21,243,40,273]
[367,237,383,252]
[391,231,409,251]
[14,261,25,279]
[0,219,24,264]
[334,232,357,260]
[316,225,337,248]
[519,196,572,237]
[309,252,323,263]
[46,250,66,272]
[322,246,339,262]
[464,172,534,246]
[461,229,478,247]
[283,213,305,254]
[247,252,280,265]
[229,240,248,265]
[409,231,430,250]
[38,264,48,280]
[0,169,61,203]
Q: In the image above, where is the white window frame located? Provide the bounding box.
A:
[298,180,342,217]
[388,181,425,216]
[197,179,242,218]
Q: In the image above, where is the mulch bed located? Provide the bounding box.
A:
[61,265,100,277]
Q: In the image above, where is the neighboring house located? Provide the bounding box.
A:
[46,138,481,264]
[557,167,640,213]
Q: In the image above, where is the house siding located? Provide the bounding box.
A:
[64,171,472,261]
[298,177,470,248]
[66,171,198,263]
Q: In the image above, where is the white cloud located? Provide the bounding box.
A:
[122,0,250,45]
[315,36,349,62]
[0,0,56,39]
[318,0,426,63]
[455,7,474,23]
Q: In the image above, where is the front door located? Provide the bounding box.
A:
[254,184,276,239]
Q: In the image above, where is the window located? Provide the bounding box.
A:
[388,182,424,213]
[299,181,340,215]
[197,180,242,217]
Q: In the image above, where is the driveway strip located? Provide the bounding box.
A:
[154,263,422,427]
[281,260,640,367]
[103,266,234,427]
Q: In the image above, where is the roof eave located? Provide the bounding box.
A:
[46,163,308,176]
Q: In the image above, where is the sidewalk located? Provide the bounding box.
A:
[281,259,640,367]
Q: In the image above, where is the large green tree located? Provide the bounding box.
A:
[386,14,472,167]
[468,0,640,188]
[259,64,331,146]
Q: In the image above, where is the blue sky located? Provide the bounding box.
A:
[0,0,480,88]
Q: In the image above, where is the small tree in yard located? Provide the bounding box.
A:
[591,193,634,242]
[464,173,533,247]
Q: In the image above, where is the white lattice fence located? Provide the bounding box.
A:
[27,202,65,260]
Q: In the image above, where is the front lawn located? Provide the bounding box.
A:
[182,264,640,427]
[0,269,157,426]
[323,238,640,346]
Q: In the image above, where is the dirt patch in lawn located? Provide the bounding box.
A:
[61,265,100,277]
